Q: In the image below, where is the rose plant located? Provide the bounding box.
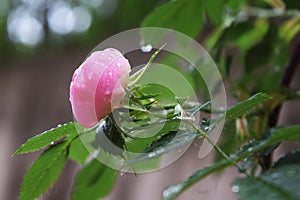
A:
[13,1,300,200]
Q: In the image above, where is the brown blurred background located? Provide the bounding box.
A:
[1,0,300,200]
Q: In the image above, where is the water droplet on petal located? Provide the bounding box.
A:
[108,71,113,76]
[105,89,111,95]
[141,44,152,53]
[88,72,93,80]
[231,185,239,193]
[116,62,121,67]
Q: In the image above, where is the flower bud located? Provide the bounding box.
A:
[70,48,131,128]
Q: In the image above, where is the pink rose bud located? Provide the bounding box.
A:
[70,48,131,128]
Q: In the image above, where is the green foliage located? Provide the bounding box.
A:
[125,119,181,154]
[225,93,271,120]
[68,137,90,165]
[235,164,300,200]
[72,159,117,200]
[162,124,300,199]
[273,150,300,168]
[16,0,300,199]
[244,25,277,72]
[128,130,197,164]
[13,122,76,155]
[20,142,68,200]
[267,125,300,144]
[205,0,225,25]
[142,0,204,39]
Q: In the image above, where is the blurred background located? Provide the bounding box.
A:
[1,0,300,199]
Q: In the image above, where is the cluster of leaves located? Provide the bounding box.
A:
[14,92,300,200]
[14,0,300,200]
[139,0,300,199]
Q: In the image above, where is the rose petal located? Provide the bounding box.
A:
[70,48,131,128]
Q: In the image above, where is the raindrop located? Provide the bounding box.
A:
[104,89,111,95]
[141,44,152,53]
[148,152,156,158]
[57,124,62,127]
[188,64,195,72]
[231,185,239,193]
[50,141,54,145]
[286,168,297,176]
[120,171,126,176]
[247,147,253,152]
[119,158,124,166]
[108,71,113,76]
[116,62,121,67]
[88,72,93,80]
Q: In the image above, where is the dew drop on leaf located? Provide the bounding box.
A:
[286,168,297,176]
[231,185,239,193]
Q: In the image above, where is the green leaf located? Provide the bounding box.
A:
[128,130,197,164]
[280,17,300,43]
[273,150,300,168]
[72,159,117,200]
[244,25,277,72]
[68,137,91,165]
[162,125,300,200]
[227,0,245,11]
[214,119,238,161]
[267,125,300,144]
[14,122,76,156]
[142,0,204,39]
[162,159,233,200]
[225,93,271,120]
[20,142,68,200]
[126,119,181,153]
[264,0,285,9]
[234,164,300,200]
[205,0,225,25]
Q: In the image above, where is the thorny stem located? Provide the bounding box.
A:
[186,121,248,174]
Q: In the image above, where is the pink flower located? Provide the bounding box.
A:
[70,48,131,128]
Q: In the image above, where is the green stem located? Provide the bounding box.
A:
[185,120,248,173]
[163,139,271,200]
